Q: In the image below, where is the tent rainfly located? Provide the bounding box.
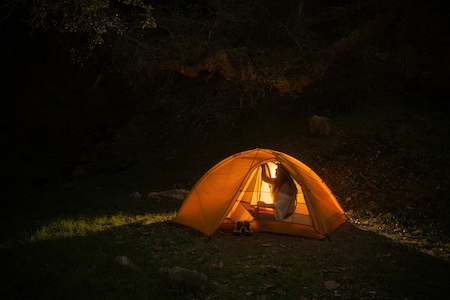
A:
[173,148,346,239]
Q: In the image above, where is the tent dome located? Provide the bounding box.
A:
[174,148,345,238]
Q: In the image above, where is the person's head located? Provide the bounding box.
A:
[270,163,296,196]
[274,164,291,185]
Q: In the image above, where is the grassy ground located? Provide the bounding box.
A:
[2,100,450,299]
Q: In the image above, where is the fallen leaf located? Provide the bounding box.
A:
[272,286,287,295]
[217,260,224,268]
[211,260,224,269]
[324,280,340,290]
[263,284,286,295]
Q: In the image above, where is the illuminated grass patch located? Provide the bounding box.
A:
[18,211,177,245]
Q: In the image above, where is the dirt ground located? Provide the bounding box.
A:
[193,222,374,259]
[168,220,450,299]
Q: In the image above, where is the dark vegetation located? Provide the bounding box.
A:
[1,0,450,299]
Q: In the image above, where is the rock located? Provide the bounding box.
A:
[115,256,139,270]
[129,192,142,199]
[159,266,209,292]
[147,189,190,201]
[304,115,331,136]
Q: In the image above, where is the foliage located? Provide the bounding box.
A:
[26,0,156,64]
[6,0,445,97]
[12,0,383,88]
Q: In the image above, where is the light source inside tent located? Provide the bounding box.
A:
[259,162,278,204]
[229,161,278,222]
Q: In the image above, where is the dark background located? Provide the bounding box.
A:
[1,0,449,197]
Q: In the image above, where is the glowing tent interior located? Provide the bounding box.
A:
[173,148,346,239]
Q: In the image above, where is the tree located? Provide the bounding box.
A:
[23,0,156,64]
[10,0,450,94]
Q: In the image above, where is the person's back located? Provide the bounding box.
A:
[272,188,296,220]
[257,164,297,220]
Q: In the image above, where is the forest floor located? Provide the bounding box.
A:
[2,93,450,299]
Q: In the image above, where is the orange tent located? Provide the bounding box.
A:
[173,148,345,239]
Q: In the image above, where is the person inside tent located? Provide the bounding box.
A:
[256,163,297,221]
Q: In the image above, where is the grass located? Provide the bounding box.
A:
[2,100,450,299]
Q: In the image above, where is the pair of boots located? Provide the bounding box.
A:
[233,221,253,236]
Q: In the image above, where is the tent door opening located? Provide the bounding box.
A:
[227,162,313,226]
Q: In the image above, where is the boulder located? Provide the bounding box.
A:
[115,256,139,271]
[304,115,331,136]
[159,266,209,292]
